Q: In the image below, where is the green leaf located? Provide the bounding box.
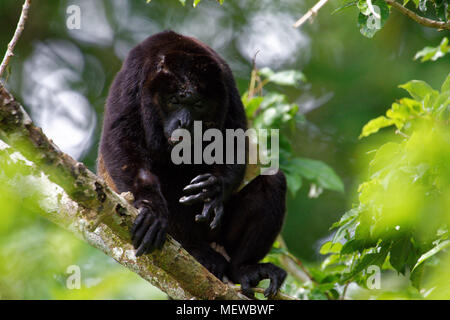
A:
[399,80,437,101]
[357,0,370,15]
[259,68,306,87]
[414,37,449,62]
[347,246,389,279]
[357,0,390,38]
[435,0,448,22]
[331,208,359,230]
[359,116,395,138]
[441,73,450,93]
[412,240,450,272]
[290,158,344,192]
[241,93,264,119]
[179,0,186,6]
[320,241,343,255]
[193,0,202,7]
[410,263,424,289]
[390,237,413,275]
[341,239,373,254]
[285,172,303,197]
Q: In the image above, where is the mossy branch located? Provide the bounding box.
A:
[0,84,243,300]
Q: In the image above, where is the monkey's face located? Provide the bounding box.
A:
[146,53,228,146]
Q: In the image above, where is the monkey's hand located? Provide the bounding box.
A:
[131,201,168,256]
[179,174,225,229]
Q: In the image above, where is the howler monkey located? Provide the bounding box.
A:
[98,31,287,298]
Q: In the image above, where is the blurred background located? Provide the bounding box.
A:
[0,0,448,299]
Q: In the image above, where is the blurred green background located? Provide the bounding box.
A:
[0,0,448,299]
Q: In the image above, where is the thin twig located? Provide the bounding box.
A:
[248,50,260,99]
[293,0,329,28]
[0,0,32,80]
[341,282,350,300]
[293,0,450,30]
[385,0,450,30]
[367,0,380,19]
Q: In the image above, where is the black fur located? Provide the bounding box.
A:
[98,31,287,298]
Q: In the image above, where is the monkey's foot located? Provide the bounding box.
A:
[231,263,287,299]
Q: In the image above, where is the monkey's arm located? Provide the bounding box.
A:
[180,89,247,229]
[99,110,169,256]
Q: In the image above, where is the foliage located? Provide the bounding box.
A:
[414,37,449,62]
[241,68,344,197]
[320,74,450,297]
[334,0,450,38]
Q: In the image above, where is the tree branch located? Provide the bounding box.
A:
[0,84,242,300]
[293,0,329,28]
[385,0,450,30]
[293,0,450,31]
[0,0,32,79]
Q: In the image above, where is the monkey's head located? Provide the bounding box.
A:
[144,52,228,146]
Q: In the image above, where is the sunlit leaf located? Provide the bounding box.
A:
[359,116,395,138]
[259,68,306,87]
[399,80,437,101]
[290,158,344,192]
[441,73,450,92]
[412,240,450,272]
[390,237,413,275]
[414,37,449,62]
[320,241,343,255]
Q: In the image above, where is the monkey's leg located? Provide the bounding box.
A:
[221,170,287,298]
[183,243,229,280]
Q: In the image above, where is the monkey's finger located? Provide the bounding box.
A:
[130,212,146,238]
[240,279,255,299]
[132,214,154,249]
[154,227,166,250]
[210,204,224,229]
[190,173,213,184]
[265,278,279,298]
[179,190,215,205]
[136,222,159,256]
[182,178,217,194]
[195,203,213,222]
